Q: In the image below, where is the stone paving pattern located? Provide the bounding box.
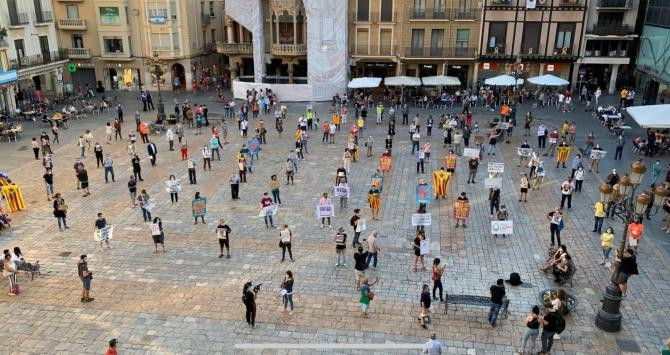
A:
[0,91,669,354]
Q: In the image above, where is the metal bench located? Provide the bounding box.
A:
[445,294,510,320]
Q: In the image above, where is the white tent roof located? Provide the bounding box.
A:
[527,74,570,86]
[626,104,670,128]
[421,75,461,86]
[348,77,382,89]
[384,76,422,86]
[484,75,524,86]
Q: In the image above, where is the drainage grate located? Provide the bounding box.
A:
[58,252,72,257]
[17,146,28,151]
[616,339,641,353]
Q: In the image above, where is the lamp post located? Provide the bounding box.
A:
[146,52,166,120]
[595,160,648,332]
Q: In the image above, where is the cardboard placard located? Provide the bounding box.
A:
[491,220,513,234]
[316,204,335,218]
[94,226,113,242]
[487,162,505,173]
[590,150,607,160]
[355,218,367,232]
[412,213,432,226]
[259,204,279,217]
[517,148,533,157]
[165,179,182,193]
[463,147,480,158]
[420,239,430,255]
[334,186,350,197]
[150,223,161,236]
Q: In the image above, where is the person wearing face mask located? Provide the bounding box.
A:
[574,166,585,192]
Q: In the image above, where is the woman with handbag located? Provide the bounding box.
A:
[280,270,294,314]
[53,193,68,230]
[279,225,294,262]
[3,253,18,296]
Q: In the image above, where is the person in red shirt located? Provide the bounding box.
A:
[105,339,117,355]
[627,218,643,252]
[260,192,276,228]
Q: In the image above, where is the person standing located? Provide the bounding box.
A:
[127,176,138,206]
[613,248,638,297]
[559,177,574,209]
[138,190,152,222]
[416,149,425,174]
[350,209,362,246]
[242,282,257,327]
[359,277,378,318]
[78,168,90,197]
[187,156,197,184]
[627,217,643,252]
[279,224,293,262]
[419,284,432,329]
[192,192,207,224]
[104,154,115,183]
[467,157,479,184]
[412,231,426,272]
[201,145,212,171]
[261,192,276,228]
[147,140,158,166]
[333,227,347,266]
[106,339,118,355]
[412,131,421,154]
[167,175,179,203]
[365,231,380,269]
[229,171,240,199]
[489,187,501,217]
[593,200,606,233]
[432,258,445,302]
[519,174,529,202]
[281,271,294,314]
[423,332,443,355]
[368,185,381,220]
[521,306,541,355]
[105,123,113,144]
[319,192,332,228]
[343,148,352,173]
[548,208,563,246]
[269,175,281,204]
[166,127,175,151]
[77,255,94,302]
[614,135,625,160]
[488,278,506,327]
[31,137,40,159]
[574,166,585,192]
[131,154,143,181]
[600,227,615,267]
[540,306,562,353]
[216,219,232,258]
[52,193,68,230]
[43,169,54,201]
[210,134,222,161]
[151,217,165,252]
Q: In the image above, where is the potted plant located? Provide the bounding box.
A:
[538,289,578,315]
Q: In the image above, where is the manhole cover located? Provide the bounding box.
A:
[17,146,28,151]
[616,339,641,353]
[58,252,72,257]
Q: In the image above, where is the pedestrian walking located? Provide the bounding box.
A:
[333,227,347,266]
[279,224,294,262]
[281,271,294,314]
[412,231,426,272]
[52,193,68,230]
[488,278,506,327]
[521,306,541,355]
[150,217,165,253]
[432,258,445,302]
[216,219,232,258]
[77,255,94,302]
[365,230,380,269]
[423,332,443,355]
[359,277,378,318]
[242,282,257,327]
[419,284,432,329]
[138,189,153,222]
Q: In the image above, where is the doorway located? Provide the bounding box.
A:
[171,63,186,89]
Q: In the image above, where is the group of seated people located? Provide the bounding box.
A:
[542,245,574,284]
[1,247,38,275]
[0,209,11,232]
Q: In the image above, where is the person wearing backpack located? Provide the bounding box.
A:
[539,305,565,354]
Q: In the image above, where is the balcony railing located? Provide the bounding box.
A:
[216,42,253,54]
[454,10,476,19]
[9,51,65,70]
[58,18,86,30]
[590,24,631,36]
[487,0,515,6]
[8,13,29,26]
[271,43,307,56]
[406,47,476,58]
[370,11,397,22]
[351,11,370,22]
[201,13,211,25]
[410,10,451,20]
[65,48,91,59]
[597,0,630,7]
[559,0,582,5]
[486,45,507,55]
[350,44,397,56]
[584,49,628,57]
[35,10,53,23]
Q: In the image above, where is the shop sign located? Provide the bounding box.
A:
[483,63,490,70]
[149,16,167,24]
[546,64,560,72]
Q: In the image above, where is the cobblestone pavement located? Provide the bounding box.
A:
[0,91,669,354]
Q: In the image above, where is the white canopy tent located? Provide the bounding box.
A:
[384,76,422,86]
[485,75,524,86]
[348,77,382,89]
[625,104,670,128]
[421,75,461,86]
[527,74,570,86]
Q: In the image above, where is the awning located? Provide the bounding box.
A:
[625,104,670,128]
[0,70,18,85]
[527,74,569,86]
[421,75,461,86]
[348,77,382,89]
[485,75,524,86]
[384,76,422,86]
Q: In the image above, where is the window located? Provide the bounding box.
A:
[278,11,294,44]
[148,8,168,21]
[380,0,393,21]
[380,29,392,55]
[430,29,444,56]
[597,12,623,25]
[356,28,369,54]
[14,39,25,58]
[433,0,446,18]
[411,29,425,56]
[125,6,129,24]
[296,13,304,44]
[172,32,180,50]
[209,1,215,16]
[458,0,471,15]
[99,7,120,25]
[357,0,369,21]
[150,33,171,51]
[66,5,79,19]
[521,22,541,54]
[71,34,84,48]
[646,0,670,28]
[555,23,575,53]
[456,29,469,47]
[488,22,507,53]
[211,29,216,43]
[413,0,426,18]
[170,1,178,20]
[39,35,51,61]
[103,37,124,53]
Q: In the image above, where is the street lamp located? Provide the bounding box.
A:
[595,160,647,332]
[145,52,166,120]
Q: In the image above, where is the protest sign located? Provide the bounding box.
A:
[411,213,432,226]
[415,184,432,205]
[93,226,113,242]
[420,239,430,255]
[334,186,350,197]
[491,220,514,235]
[590,150,607,160]
[316,204,335,218]
[259,204,279,217]
[355,218,367,232]
[192,198,207,216]
[485,178,502,188]
[517,148,533,157]
[150,223,161,236]
[463,147,480,158]
[165,179,182,193]
[487,162,505,173]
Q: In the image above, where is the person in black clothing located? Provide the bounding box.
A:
[488,278,506,327]
[131,154,143,181]
[353,245,368,290]
[128,176,138,206]
[540,307,561,353]
[242,282,257,327]
[613,248,639,297]
[489,187,501,217]
[52,192,68,230]
[350,209,362,247]
[147,141,158,166]
[419,284,431,329]
[216,220,232,259]
[94,143,104,168]
[146,92,155,110]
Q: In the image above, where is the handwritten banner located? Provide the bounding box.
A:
[590,150,607,160]
[259,204,279,217]
[316,204,335,218]
[165,179,182,193]
[333,186,350,197]
[93,226,114,242]
[491,220,514,235]
[463,147,480,158]
[487,162,505,173]
[412,213,432,226]
[517,148,533,157]
[420,239,430,255]
[485,178,502,188]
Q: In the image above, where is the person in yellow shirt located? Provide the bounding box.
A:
[593,200,606,233]
[619,88,628,107]
[600,227,615,267]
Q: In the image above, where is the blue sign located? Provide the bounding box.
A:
[415,184,432,205]
[0,70,17,85]
[149,16,167,24]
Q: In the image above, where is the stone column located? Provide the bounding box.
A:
[472,64,479,89]
[608,64,619,94]
[226,18,235,44]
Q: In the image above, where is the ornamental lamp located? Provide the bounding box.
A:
[635,193,651,215]
[599,183,613,202]
[653,185,669,206]
[629,160,647,186]
[619,174,632,197]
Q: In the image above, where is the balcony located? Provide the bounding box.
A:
[35,10,53,24]
[350,44,397,56]
[201,13,211,26]
[351,12,371,22]
[9,51,65,70]
[486,45,508,56]
[64,48,91,59]
[559,0,582,5]
[7,13,29,27]
[584,49,628,57]
[271,43,307,56]
[58,19,87,30]
[410,10,451,20]
[216,42,253,55]
[370,11,397,22]
[589,24,631,36]
[405,46,476,58]
[596,0,630,8]
[454,10,476,20]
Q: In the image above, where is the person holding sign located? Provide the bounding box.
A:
[261,192,276,228]
[556,141,571,168]
[216,219,232,259]
[166,175,180,203]
[533,162,546,190]
[411,231,427,272]
[319,192,333,228]
[589,144,604,173]
[444,150,457,173]
[543,129,559,156]
[519,174,529,202]
[454,192,470,228]
[518,141,531,167]
[150,217,165,253]
[192,192,207,224]
[494,205,509,238]
[278,225,294,262]
[138,189,153,222]
[433,168,451,199]
[368,185,381,221]
[336,181,349,209]
[95,213,111,251]
[333,227,347,267]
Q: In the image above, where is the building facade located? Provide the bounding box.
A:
[1,0,63,107]
[53,0,224,92]
[576,0,640,94]
[478,0,587,87]
[635,0,670,104]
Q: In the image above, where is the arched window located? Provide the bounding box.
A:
[278,10,294,44]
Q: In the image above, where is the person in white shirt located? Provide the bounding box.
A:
[423,332,442,354]
[105,123,113,144]
[166,127,174,151]
[201,145,212,171]
[560,177,574,209]
[365,231,380,269]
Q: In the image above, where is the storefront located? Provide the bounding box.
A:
[0,70,17,113]
[351,61,397,78]
[104,65,141,91]
[446,64,470,89]
[70,63,97,92]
